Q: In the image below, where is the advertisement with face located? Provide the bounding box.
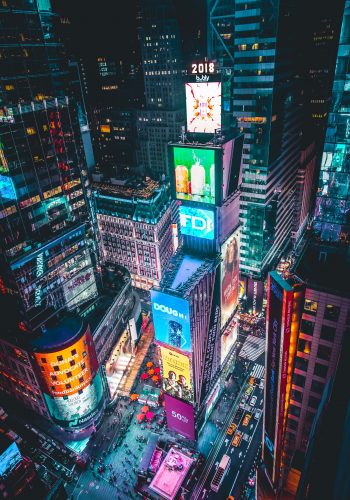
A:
[164,393,195,440]
[179,205,215,240]
[151,291,191,352]
[221,230,240,328]
[173,146,215,205]
[185,82,221,134]
[160,347,193,403]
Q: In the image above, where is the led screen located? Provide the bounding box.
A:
[160,347,193,403]
[220,317,238,365]
[0,442,22,478]
[186,82,221,133]
[173,146,215,205]
[221,230,240,328]
[179,205,214,240]
[164,394,195,440]
[151,290,191,352]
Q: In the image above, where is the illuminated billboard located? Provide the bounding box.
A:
[185,82,221,134]
[179,205,214,240]
[221,230,240,328]
[0,441,22,479]
[164,394,195,440]
[160,347,193,403]
[34,328,104,429]
[151,290,191,352]
[220,317,238,365]
[173,146,215,205]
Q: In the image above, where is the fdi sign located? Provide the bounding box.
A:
[151,290,191,352]
[164,393,195,440]
[179,205,214,240]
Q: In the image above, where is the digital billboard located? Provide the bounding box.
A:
[221,230,240,328]
[151,290,191,352]
[179,205,214,240]
[0,441,22,479]
[220,316,238,365]
[173,146,215,205]
[164,394,195,440]
[34,328,104,429]
[160,347,193,403]
[185,82,221,134]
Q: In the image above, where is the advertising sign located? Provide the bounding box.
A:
[186,82,221,134]
[164,393,195,440]
[179,205,214,240]
[246,278,264,315]
[160,347,193,403]
[173,146,215,205]
[220,316,238,365]
[221,230,240,328]
[151,290,191,352]
[0,442,22,479]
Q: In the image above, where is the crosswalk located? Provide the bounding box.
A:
[238,335,265,362]
[250,363,265,380]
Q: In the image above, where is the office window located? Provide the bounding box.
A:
[289,405,301,418]
[293,374,306,388]
[314,363,328,378]
[304,299,318,316]
[295,356,308,372]
[298,339,311,355]
[300,319,314,336]
[308,395,320,409]
[287,418,298,431]
[324,304,340,322]
[291,389,303,403]
[320,325,336,342]
[311,380,324,395]
[317,345,332,361]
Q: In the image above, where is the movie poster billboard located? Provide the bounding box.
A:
[221,229,240,328]
[185,81,221,134]
[164,393,196,440]
[220,316,238,365]
[160,347,193,403]
[173,146,215,205]
[179,205,215,240]
[151,290,191,352]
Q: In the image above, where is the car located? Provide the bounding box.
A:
[250,395,257,406]
[248,377,255,386]
[226,422,237,435]
[239,397,246,409]
[232,432,242,447]
[242,413,252,426]
[233,408,243,423]
[259,380,264,390]
[245,385,254,396]
[254,409,262,420]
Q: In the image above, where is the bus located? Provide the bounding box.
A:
[210,454,231,493]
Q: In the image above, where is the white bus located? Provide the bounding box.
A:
[210,454,231,492]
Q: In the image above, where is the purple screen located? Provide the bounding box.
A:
[164,394,195,440]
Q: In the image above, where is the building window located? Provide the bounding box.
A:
[308,395,320,409]
[67,371,72,378]
[71,349,77,356]
[300,319,314,336]
[70,360,75,366]
[293,374,306,388]
[291,389,303,403]
[320,325,336,342]
[304,299,318,316]
[324,304,340,322]
[311,380,325,395]
[298,339,312,355]
[317,345,332,361]
[295,356,308,372]
[314,363,328,378]
[41,358,47,364]
[289,405,301,418]
[57,355,63,362]
[65,383,71,389]
[51,375,57,381]
[54,366,59,371]
[287,418,298,431]
[79,377,84,383]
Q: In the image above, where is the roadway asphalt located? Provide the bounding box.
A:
[191,362,265,500]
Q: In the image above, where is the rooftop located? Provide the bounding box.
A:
[92,176,160,200]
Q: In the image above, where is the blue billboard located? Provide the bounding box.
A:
[151,290,191,352]
[179,205,214,240]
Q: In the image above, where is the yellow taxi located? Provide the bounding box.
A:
[242,413,252,426]
[226,422,237,435]
[232,432,242,447]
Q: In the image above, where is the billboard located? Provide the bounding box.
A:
[173,146,215,205]
[151,290,191,352]
[246,278,264,315]
[185,82,221,134]
[221,230,240,328]
[34,328,104,429]
[164,394,195,440]
[220,316,238,365]
[0,441,22,479]
[179,205,214,240]
[160,347,193,403]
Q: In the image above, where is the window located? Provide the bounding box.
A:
[300,319,314,336]
[308,395,320,409]
[320,325,336,342]
[311,380,324,395]
[79,376,84,383]
[57,355,63,362]
[51,375,57,381]
[287,418,298,431]
[291,389,303,403]
[70,360,75,366]
[295,356,308,372]
[293,374,306,388]
[54,365,59,371]
[71,349,77,356]
[65,383,71,389]
[317,345,332,361]
[314,363,328,378]
[304,299,318,316]
[298,339,311,355]
[289,405,301,418]
[41,358,47,364]
[324,304,340,322]
[66,371,72,378]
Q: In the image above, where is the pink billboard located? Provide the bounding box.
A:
[164,393,195,440]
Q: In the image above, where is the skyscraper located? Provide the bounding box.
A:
[136,0,185,177]
[208,1,311,284]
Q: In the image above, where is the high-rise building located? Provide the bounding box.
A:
[208,1,310,284]
[136,0,185,177]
